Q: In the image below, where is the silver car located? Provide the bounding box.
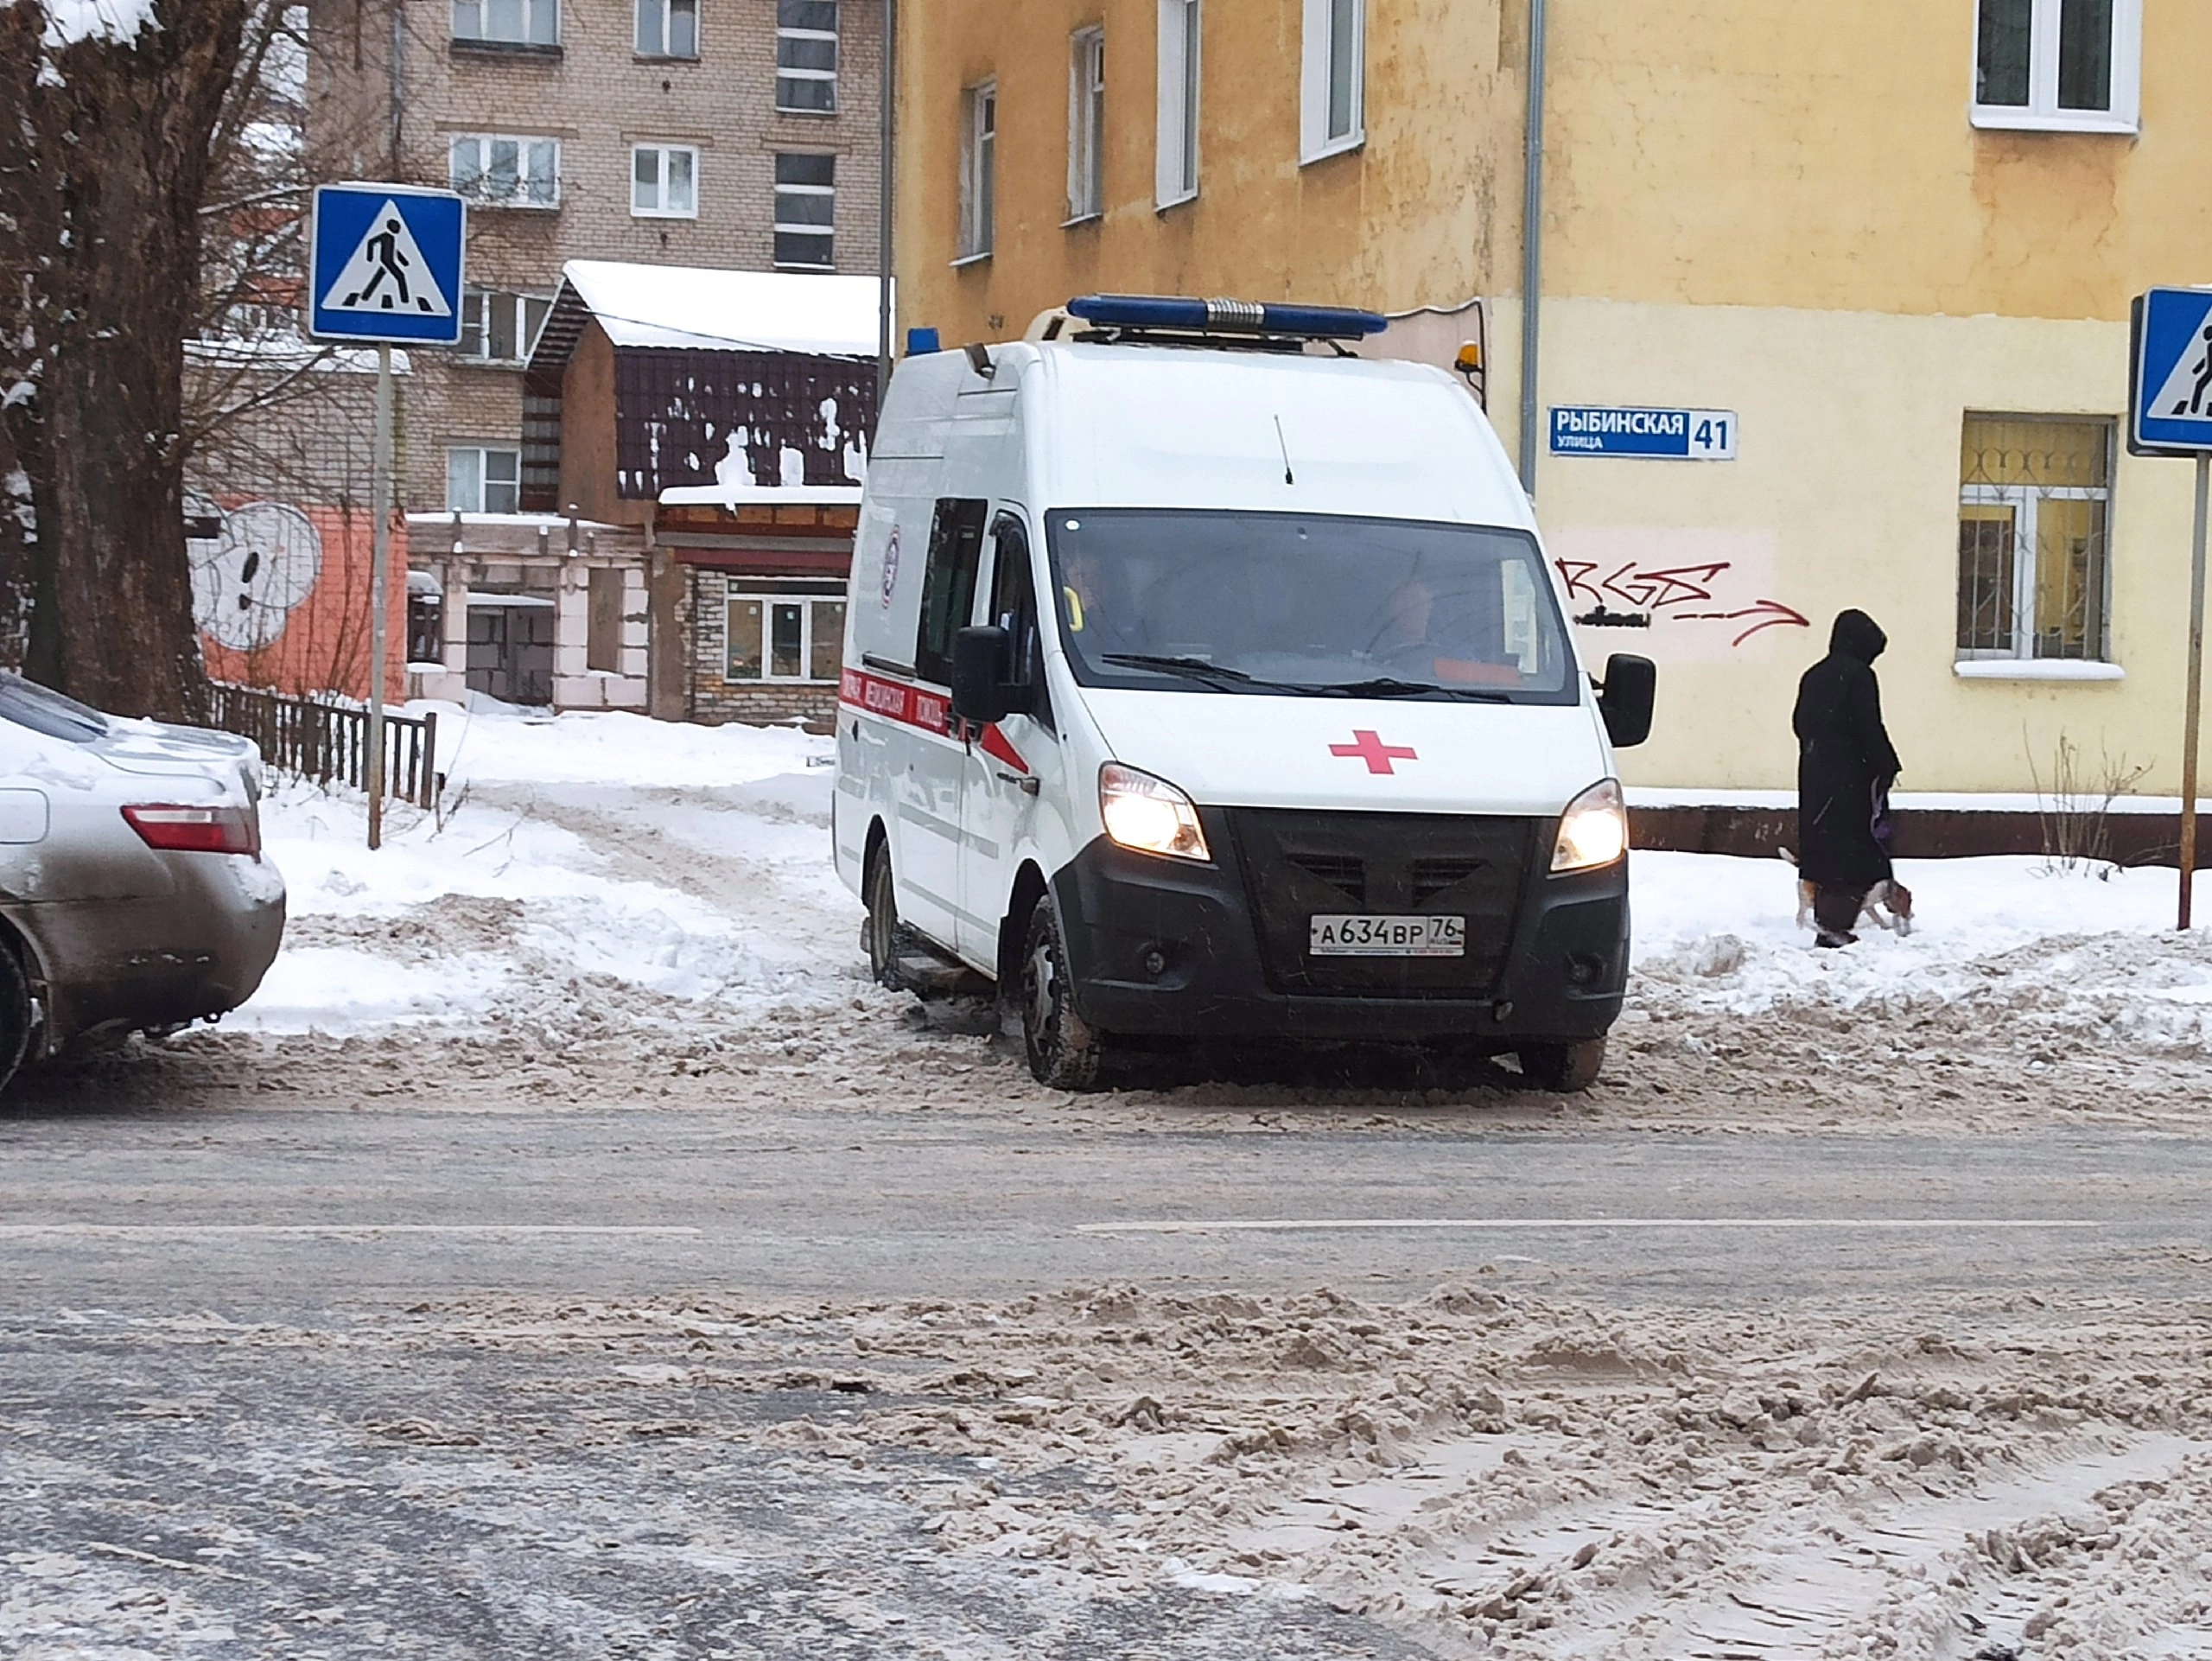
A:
[0,672,285,1088]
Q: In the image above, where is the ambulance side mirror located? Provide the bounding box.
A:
[1597,653,1656,748]
[951,625,1016,726]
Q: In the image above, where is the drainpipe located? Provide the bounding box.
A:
[1516,0,1547,500]
[875,0,897,408]
[389,0,406,174]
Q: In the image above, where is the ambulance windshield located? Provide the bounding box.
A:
[1043,510,1577,703]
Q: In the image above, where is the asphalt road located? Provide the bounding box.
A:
[7,1034,2212,1659]
[5,1063,2207,1316]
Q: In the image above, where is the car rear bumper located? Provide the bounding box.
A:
[1050,821,1627,1046]
[10,855,287,1048]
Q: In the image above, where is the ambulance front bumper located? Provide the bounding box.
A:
[1050,814,1628,1047]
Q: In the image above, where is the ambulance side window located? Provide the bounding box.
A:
[912,497,989,684]
[988,513,1052,729]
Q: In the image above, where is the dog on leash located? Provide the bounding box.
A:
[1779,849,1914,938]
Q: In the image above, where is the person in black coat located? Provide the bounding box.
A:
[1792,609,1903,946]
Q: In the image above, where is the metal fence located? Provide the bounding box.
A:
[208,683,440,809]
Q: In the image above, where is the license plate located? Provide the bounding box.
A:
[1308,914,1466,958]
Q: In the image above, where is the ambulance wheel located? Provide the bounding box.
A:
[863,845,906,989]
[1517,1037,1606,1093]
[1020,896,1103,1090]
[0,942,29,1094]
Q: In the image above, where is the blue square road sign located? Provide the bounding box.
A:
[2131,287,2212,455]
[308,182,467,346]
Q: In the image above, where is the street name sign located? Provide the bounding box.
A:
[308,182,466,346]
[2132,287,2212,455]
[1550,406,1736,461]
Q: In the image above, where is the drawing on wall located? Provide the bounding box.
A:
[190,501,325,652]
[1544,531,1808,661]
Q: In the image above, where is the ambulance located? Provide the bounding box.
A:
[833,296,1655,1091]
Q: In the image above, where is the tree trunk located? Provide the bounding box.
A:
[0,2,253,722]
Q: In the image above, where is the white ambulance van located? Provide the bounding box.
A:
[834,296,1655,1091]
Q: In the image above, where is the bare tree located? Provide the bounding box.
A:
[0,0,283,721]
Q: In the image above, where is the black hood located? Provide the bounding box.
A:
[1828,608,1886,665]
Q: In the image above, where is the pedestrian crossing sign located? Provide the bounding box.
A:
[308,182,466,346]
[2131,288,2212,455]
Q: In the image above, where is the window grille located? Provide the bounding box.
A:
[1956,414,2113,663]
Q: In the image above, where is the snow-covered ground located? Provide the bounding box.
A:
[242,705,855,1036]
[240,706,2212,1058]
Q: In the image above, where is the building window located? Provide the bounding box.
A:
[1956,415,2113,663]
[1300,0,1363,161]
[959,83,996,258]
[1155,0,1199,207]
[460,290,553,363]
[772,153,836,268]
[776,0,837,112]
[726,590,846,681]
[448,447,523,515]
[406,589,444,665]
[452,0,558,45]
[635,0,697,57]
[631,144,699,218]
[1067,28,1105,222]
[449,135,560,208]
[1973,0,2139,131]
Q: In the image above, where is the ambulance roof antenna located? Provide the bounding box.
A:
[1274,416,1295,486]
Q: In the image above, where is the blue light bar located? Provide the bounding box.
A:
[1066,294,1387,340]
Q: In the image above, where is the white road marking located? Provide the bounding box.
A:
[1076,1218,2106,1234]
[0,1224,702,1239]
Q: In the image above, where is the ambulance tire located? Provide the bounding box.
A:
[0,940,29,1095]
[862,843,908,989]
[1516,1036,1606,1093]
[1020,895,1104,1091]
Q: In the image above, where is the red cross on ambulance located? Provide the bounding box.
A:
[1328,729,1420,775]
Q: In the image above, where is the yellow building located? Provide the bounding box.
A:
[893,0,2212,795]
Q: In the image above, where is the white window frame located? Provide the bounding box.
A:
[1970,0,2140,134]
[448,446,523,515]
[958,81,996,260]
[1155,0,1199,209]
[449,134,561,209]
[772,153,836,269]
[451,0,559,46]
[1300,0,1363,162]
[726,592,846,683]
[1067,28,1106,224]
[630,143,700,219]
[460,289,555,364]
[634,0,698,58]
[1955,416,2115,665]
[775,0,839,114]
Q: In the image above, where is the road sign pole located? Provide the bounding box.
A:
[2182,451,2209,930]
[367,342,392,853]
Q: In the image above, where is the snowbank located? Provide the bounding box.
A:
[239,706,2212,1053]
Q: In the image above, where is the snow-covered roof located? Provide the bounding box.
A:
[658,482,863,508]
[557,261,885,356]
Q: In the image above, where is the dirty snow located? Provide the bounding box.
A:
[241,707,2212,1066]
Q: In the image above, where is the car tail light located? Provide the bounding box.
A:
[122,804,261,857]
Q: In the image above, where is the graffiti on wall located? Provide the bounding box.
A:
[187,498,404,701]
[1546,529,1808,663]
[191,502,324,651]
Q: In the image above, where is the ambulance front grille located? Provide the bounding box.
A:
[1228,810,1535,998]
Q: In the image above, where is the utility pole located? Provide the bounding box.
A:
[367,342,393,851]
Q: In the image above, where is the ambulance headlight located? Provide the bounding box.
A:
[1551,778,1629,873]
[1100,764,1211,862]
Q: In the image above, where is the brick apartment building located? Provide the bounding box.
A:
[304,0,883,516]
